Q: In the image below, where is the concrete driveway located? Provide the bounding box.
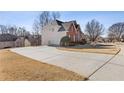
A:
[11,46,114,79]
[89,44,124,80]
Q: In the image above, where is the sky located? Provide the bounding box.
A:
[0,11,124,36]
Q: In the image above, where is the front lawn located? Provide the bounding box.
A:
[0,50,86,81]
[58,44,120,55]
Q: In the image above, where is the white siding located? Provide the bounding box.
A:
[24,39,31,47]
[15,38,24,47]
[42,23,67,45]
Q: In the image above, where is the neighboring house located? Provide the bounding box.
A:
[15,36,32,47]
[42,20,84,46]
[15,37,25,47]
[15,37,31,47]
[0,33,41,49]
[15,35,41,47]
[28,35,41,46]
[24,38,31,47]
[0,34,17,49]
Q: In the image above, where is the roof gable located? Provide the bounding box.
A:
[56,20,63,25]
[58,25,66,31]
[47,20,81,32]
[62,22,72,31]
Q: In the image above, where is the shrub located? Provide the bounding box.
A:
[79,38,87,45]
[60,36,70,46]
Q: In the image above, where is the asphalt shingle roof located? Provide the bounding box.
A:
[57,20,77,32]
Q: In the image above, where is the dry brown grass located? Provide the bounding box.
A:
[0,50,86,81]
[58,48,120,55]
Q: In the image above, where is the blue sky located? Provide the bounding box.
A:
[0,11,41,31]
[0,11,124,35]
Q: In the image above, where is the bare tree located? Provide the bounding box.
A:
[16,27,22,36]
[20,27,28,37]
[108,22,124,41]
[0,25,8,34]
[0,24,31,39]
[108,33,116,42]
[52,12,60,20]
[39,11,60,26]
[33,20,40,35]
[39,11,51,29]
[16,27,27,36]
[85,19,104,42]
[32,11,51,34]
[7,25,18,35]
[33,11,60,33]
[121,34,124,42]
[21,27,26,36]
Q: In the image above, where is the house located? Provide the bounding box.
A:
[27,35,41,46]
[24,38,31,47]
[15,35,41,47]
[42,20,84,46]
[15,37,31,47]
[0,33,41,49]
[0,34,17,49]
[15,37,25,47]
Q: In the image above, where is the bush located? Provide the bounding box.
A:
[79,39,87,45]
[60,36,70,46]
[69,42,76,46]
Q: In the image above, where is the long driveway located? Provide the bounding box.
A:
[90,44,124,80]
[11,46,114,79]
